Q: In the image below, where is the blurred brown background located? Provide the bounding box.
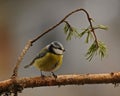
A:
[0,0,120,96]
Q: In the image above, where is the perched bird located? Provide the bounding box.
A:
[24,41,65,78]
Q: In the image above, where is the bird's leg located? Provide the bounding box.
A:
[40,71,45,78]
[51,72,57,78]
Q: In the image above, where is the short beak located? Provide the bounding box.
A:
[63,49,66,52]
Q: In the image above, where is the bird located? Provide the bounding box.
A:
[24,41,65,78]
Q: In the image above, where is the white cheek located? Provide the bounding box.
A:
[53,48,63,54]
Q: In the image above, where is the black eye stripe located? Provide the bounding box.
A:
[52,44,60,48]
[58,47,62,50]
[51,41,64,51]
[53,46,61,50]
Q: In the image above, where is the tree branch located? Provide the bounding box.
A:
[1,72,120,94]
[11,8,97,78]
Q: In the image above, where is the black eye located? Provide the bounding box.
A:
[58,47,62,50]
[54,44,62,50]
[51,41,64,50]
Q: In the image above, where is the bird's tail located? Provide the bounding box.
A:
[24,64,32,68]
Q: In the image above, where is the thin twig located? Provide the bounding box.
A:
[11,40,32,78]
[82,10,98,46]
[11,8,98,78]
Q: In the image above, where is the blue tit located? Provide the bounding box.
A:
[24,41,65,78]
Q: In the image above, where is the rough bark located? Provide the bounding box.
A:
[1,72,120,94]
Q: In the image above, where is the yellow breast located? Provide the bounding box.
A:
[33,52,63,72]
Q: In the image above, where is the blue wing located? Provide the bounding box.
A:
[24,47,48,68]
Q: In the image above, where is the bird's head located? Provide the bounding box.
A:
[47,41,65,55]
